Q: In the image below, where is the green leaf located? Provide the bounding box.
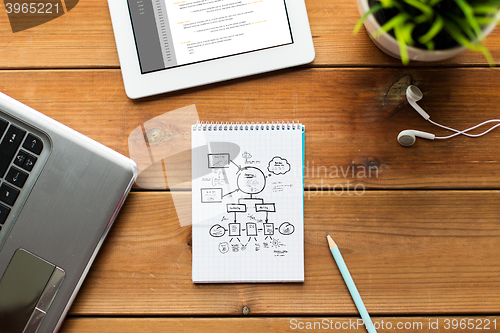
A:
[414,13,431,24]
[418,14,445,44]
[476,43,495,66]
[424,40,435,50]
[444,18,478,48]
[447,14,476,41]
[377,0,399,8]
[394,24,410,64]
[476,16,497,25]
[375,12,411,36]
[401,22,416,45]
[454,0,484,40]
[353,4,383,34]
[428,0,444,6]
[444,18,495,66]
[473,4,500,15]
[377,0,405,11]
[403,0,434,18]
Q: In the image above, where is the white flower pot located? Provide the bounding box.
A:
[357,0,499,62]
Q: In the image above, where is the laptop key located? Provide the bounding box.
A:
[6,167,29,188]
[15,150,37,172]
[0,125,26,177]
[23,133,44,155]
[0,203,10,224]
[14,150,28,167]
[0,183,20,206]
[23,154,38,172]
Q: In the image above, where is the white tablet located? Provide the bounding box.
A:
[108,0,315,99]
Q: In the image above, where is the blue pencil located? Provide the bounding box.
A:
[326,231,377,333]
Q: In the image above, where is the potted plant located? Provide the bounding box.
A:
[355,0,500,64]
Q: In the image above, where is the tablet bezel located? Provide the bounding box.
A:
[108,0,315,99]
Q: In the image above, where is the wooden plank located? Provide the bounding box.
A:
[69,191,500,316]
[1,69,500,189]
[59,316,500,333]
[0,0,119,69]
[1,0,500,68]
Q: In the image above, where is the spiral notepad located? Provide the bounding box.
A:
[191,121,305,283]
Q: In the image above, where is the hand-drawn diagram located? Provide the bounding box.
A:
[200,152,296,256]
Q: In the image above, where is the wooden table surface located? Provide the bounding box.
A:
[2,0,500,332]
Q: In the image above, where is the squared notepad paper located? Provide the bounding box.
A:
[191,121,304,283]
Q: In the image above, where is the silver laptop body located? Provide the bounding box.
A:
[0,92,138,333]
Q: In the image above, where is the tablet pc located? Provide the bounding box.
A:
[108,0,315,99]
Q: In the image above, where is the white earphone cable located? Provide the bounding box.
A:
[429,118,500,140]
[402,85,500,145]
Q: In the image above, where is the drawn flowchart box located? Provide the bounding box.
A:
[255,203,276,212]
[264,223,274,235]
[229,223,241,236]
[246,223,257,236]
[208,153,230,168]
[201,188,223,203]
[227,204,247,213]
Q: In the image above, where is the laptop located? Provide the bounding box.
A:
[0,92,138,333]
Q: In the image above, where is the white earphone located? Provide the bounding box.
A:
[397,129,435,146]
[398,85,500,146]
[405,85,430,120]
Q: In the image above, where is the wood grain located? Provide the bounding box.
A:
[69,191,500,316]
[59,316,500,333]
[1,0,500,68]
[1,69,500,189]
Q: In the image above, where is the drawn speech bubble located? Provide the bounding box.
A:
[209,224,226,237]
[268,156,291,175]
[279,222,294,235]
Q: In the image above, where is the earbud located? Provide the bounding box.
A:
[406,85,430,120]
[397,130,435,146]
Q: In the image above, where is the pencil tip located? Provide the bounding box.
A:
[325,231,329,236]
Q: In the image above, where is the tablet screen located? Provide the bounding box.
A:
[127,0,293,74]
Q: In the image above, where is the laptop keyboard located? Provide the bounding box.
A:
[0,117,44,231]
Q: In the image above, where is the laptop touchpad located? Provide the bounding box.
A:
[0,249,65,333]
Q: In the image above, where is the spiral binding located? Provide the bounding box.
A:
[192,121,300,131]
